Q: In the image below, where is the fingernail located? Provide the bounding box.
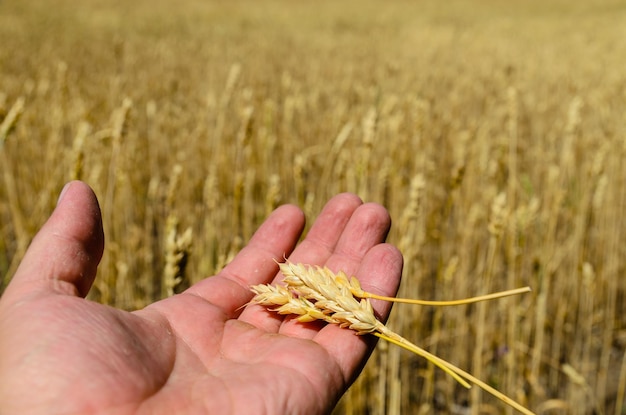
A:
[57,182,72,207]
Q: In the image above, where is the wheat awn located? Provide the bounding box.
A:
[250,260,534,415]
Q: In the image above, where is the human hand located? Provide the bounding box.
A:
[0,181,403,415]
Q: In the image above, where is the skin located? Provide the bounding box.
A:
[0,181,403,415]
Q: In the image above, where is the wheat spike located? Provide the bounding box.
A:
[250,260,535,415]
[0,96,25,146]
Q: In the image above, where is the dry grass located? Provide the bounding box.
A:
[1,0,626,413]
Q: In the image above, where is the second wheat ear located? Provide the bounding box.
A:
[250,260,535,415]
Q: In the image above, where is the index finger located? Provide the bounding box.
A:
[185,203,305,317]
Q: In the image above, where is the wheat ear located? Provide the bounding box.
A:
[250,260,535,415]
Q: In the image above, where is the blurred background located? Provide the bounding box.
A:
[1,0,625,413]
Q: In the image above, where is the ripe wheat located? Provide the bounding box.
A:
[251,260,534,415]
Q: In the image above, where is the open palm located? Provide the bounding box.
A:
[0,181,403,415]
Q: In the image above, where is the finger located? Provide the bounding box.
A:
[286,193,364,267]
[186,204,305,318]
[4,181,104,301]
[239,193,363,331]
[329,201,392,265]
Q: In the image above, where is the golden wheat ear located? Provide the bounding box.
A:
[253,260,536,415]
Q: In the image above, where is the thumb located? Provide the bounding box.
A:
[4,181,104,300]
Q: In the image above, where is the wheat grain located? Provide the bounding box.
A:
[162,215,193,298]
[251,260,535,415]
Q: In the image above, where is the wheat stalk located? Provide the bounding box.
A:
[251,260,534,415]
[0,96,25,146]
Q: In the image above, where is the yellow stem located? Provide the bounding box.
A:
[375,327,536,415]
[363,286,531,306]
[374,331,471,388]
[439,360,536,415]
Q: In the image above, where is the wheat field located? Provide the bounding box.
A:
[1,0,626,413]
